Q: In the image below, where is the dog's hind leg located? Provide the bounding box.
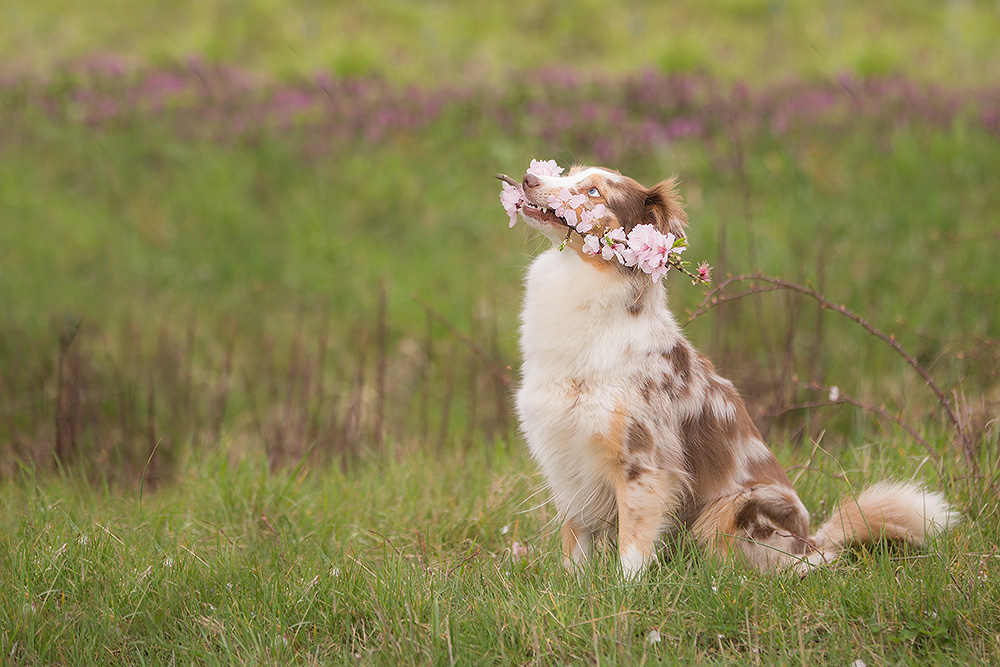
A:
[692,484,815,571]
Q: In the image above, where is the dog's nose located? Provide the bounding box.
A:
[523,173,542,190]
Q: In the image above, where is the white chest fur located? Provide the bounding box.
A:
[515,248,684,524]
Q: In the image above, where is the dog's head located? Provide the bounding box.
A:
[518,165,687,262]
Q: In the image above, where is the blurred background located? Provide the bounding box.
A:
[2,0,998,483]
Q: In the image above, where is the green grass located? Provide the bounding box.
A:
[4,0,1000,85]
[3,440,998,665]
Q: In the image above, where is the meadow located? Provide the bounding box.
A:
[2,1,1000,664]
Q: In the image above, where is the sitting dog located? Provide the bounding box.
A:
[509,163,956,578]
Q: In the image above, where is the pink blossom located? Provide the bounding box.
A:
[601,227,630,263]
[547,187,587,227]
[626,224,679,282]
[511,541,534,563]
[626,225,665,269]
[582,234,602,256]
[527,159,563,178]
[697,261,713,283]
[648,258,670,282]
[500,182,523,227]
[577,203,607,233]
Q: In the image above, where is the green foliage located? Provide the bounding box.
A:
[1,443,997,665]
[657,35,713,74]
[4,0,1000,84]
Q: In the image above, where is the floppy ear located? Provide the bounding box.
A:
[644,177,687,239]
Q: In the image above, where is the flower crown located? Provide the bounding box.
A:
[500,159,712,285]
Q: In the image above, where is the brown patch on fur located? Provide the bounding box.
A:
[591,402,629,468]
[601,174,687,241]
[625,463,645,482]
[664,343,692,384]
[692,486,813,566]
[639,378,654,404]
[745,451,795,489]
[750,522,776,540]
[603,177,647,233]
[680,406,736,498]
[734,487,810,546]
[659,375,678,399]
[626,420,654,454]
[626,284,647,315]
[679,377,764,502]
[643,177,687,239]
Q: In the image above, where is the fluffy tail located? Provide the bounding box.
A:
[801,481,959,570]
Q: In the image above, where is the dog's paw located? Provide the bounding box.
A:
[791,550,838,578]
[621,545,651,580]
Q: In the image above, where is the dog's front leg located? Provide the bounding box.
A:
[560,515,593,570]
[616,467,679,579]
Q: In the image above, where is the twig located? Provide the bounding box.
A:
[367,529,407,559]
[138,437,162,510]
[437,349,455,449]
[759,378,939,461]
[686,273,973,469]
[447,545,482,576]
[374,278,388,451]
[412,294,511,388]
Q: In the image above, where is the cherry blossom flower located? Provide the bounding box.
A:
[627,225,674,275]
[500,182,523,227]
[577,203,607,233]
[648,256,671,282]
[527,159,563,177]
[547,187,586,227]
[582,234,602,256]
[511,541,533,563]
[601,227,630,263]
[697,260,712,283]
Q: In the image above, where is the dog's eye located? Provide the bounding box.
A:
[588,187,600,197]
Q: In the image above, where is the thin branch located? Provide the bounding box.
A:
[412,294,511,388]
[759,378,939,461]
[686,273,973,469]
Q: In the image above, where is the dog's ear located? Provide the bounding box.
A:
[644,178,687,239]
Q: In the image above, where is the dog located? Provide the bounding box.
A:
[509,163,957,578]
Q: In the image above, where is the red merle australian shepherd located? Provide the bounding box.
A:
[507,163,957,578]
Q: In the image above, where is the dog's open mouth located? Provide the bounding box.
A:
[520,200,565,225]
[495,173,567,227]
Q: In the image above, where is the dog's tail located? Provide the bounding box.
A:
[800,481,959,571]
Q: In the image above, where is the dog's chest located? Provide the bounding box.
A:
[515,250,681,496]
